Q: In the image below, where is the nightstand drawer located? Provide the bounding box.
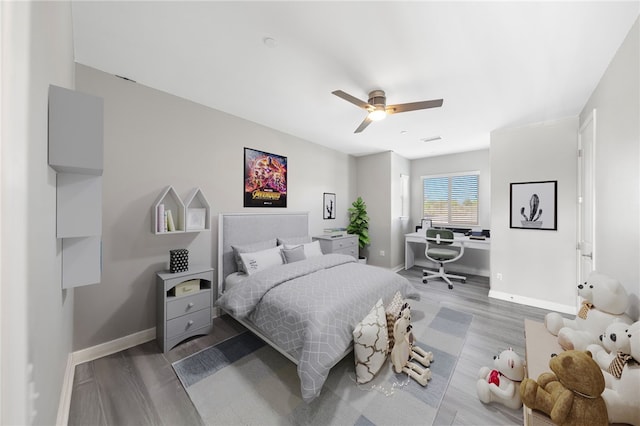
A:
[166,290,211,320]
[330,237,357,250]
[166,308,211,340]
[334,245,357,257]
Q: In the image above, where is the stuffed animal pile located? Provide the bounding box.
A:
[520,350,608,426]
[590,322,640,425]
[545,271,633,351]
[390,302,434,386]
[476,348,525,410]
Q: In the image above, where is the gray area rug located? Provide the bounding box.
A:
[173,298,472,426]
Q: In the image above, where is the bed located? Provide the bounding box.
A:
[216,212,416,402]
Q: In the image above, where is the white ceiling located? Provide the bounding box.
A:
[71,1,639,159]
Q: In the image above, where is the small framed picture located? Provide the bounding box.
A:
[186,208,206,230]
[510,180,557,230]
[323,193,336,219]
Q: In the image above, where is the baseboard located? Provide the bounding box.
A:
[72,327,156,366]
[56,353,74,426]
[57,327,156,425]
[488,290,576,315]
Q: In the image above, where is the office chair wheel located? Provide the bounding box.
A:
[422,278,428,284]
[448,284,453,290]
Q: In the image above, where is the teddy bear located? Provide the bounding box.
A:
[390,302,433,386]
[586,320,636,375]
[520,350,608,426]
[545,271,632,351]
[476,348,525,410]
[597,322,640,426]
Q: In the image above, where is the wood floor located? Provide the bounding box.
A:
[68,268,552,426]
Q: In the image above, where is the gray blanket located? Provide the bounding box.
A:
[216,253,416,402]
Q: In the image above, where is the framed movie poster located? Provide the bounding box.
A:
[244,148,287,208]
[510,180,557,230]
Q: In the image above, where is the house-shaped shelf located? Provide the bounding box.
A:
[153,186,185,234]
[184,187,211,232]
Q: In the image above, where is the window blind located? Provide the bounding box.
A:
[423,172,479,225]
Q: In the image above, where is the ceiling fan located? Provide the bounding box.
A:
[332,89,443,133]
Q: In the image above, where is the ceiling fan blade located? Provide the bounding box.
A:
[354,116,373,133]
[332,90,372,110]
[386,99,443,114]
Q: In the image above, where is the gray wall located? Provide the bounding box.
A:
[1,2,75,424]
[73,64,357,350]
[580,17,639,319]
[355,151,410,269]
[409,149,491,276]
[490,117,579,312]
[391,153,411,269]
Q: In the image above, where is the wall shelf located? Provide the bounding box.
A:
[184,187,211,232]
[152,186,210,234]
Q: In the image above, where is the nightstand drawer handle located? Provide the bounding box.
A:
[187,302,195,309]
[187,320,194,327]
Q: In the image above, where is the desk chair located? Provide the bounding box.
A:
[422,228,466,289]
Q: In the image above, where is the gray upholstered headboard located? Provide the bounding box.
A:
[217,212,309,294]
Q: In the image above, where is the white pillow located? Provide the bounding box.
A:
[284,240,324,258]
[231,238,277,273]
[353,299,388,384]
[239,246,283,275]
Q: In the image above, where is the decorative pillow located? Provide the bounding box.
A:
[282,245,306,264]
[385,291,404,352]
[238,245,283,275]
[277,236,312,246]
[231,238,277,273]
[284,240,324,258]
[353,298,388,384]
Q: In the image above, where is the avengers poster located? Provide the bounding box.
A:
[244,148,287,207]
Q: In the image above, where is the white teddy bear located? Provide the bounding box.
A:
[545,271,632,350]
[587,320,635,374]
[476,348,525,410]
[599,322,640,426]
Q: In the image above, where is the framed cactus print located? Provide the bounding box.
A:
[510,180,557,230]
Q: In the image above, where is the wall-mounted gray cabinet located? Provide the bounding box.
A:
[48,85,104,288]
[48,85,103,175]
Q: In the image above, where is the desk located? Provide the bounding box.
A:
[404,231,490,270]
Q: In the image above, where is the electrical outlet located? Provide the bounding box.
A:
[496,272,503,281]
[379,250,385,256]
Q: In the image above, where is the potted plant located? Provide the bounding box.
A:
[347,196,370,263]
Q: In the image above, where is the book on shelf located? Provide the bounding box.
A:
[157,204,165,232]
[166,209,176,232]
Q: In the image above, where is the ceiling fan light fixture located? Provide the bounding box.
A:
[368,108,387,121]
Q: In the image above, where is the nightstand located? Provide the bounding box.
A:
[313,234,358,259]
[156,266,215,353]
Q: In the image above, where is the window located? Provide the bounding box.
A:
[422,172,479,225]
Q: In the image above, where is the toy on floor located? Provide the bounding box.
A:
[586,320,636,376]
[520,350,608,426]
[545,271,632,351]
[598,322,640,426]
[476,348,525,410]
[390,302,434,386]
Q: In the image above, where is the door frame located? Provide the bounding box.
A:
[577,109,596,288]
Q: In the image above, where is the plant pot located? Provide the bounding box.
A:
[358,256,367,264]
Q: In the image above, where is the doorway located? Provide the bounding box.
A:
[578,109,596,287]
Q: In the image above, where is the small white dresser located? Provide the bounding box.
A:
[156,266,215,353]
[313,234,358,259]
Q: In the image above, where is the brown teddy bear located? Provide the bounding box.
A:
[520,350,608,426]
